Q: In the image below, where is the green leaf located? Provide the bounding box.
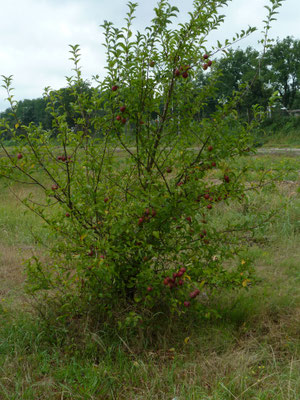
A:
[153,231,160,239]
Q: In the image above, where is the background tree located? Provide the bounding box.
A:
[264,36,300,109]
[214,47,271,119]
[216,48,259,95]
[16,98,52,128]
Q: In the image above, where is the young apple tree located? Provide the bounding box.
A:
[0,0,284,327]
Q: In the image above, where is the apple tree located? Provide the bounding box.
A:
[0,0,284,327]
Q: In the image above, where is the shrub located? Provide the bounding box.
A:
[0,0,284,327]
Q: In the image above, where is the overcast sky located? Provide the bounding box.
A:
[0,0,298,111]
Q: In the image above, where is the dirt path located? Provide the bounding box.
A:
[257,147,300,154]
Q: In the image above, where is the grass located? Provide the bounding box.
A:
[0,153,299,399]
[260,133,300,148]
[258,119,300,148]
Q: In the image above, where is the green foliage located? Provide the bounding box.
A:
[0,0,285,326]
[0,82,96,140]
[264,36,300,109]
[208,47,272,119]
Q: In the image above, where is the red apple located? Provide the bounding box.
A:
[186,217,192,223]
[116,115,121,121]
[174,68,181,77]
[184,301,190,307]
[104,197,109,203]
[182,71,189,79]
[224,175,230,183]
[180,267,186,273]
[138,217,144,225]
[178,279,184,286]
[112,85,118,91]
[204,193,210,200]
[203,63,208,70]
[17,153,23,159]
[120,106,126,113]
[51,184,58,191]
[207,204,212,210]
[190,289,200,299]
[147,286,153,292]
[166,167,172,173]
[208,145,213,151]
[207,60,213,67]
[211,161,216,167]
[65,212,70,217]
[121,118,127,124]
[163,277,170,286]
[203,54,209,59]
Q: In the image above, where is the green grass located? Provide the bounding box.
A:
[260,127,300,148]
[0,153,299,399]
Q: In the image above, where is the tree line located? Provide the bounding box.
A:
[1,36,299,140]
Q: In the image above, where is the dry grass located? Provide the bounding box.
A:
[0,244,33,303]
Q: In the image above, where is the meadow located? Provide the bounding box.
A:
[0,150,299,400]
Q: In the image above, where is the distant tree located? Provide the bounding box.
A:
[0,107,14,140]
[194,47,272,120]
[16,98,52,128]
[0,98,52,140]
[0,81,99,139]
[216,48,259,95]
[46,81,104,136]
[264,36,300,109]
[215,47,272,118]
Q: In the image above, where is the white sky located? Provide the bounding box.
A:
[0,0,299,111]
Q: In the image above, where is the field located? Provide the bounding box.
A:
[0,151,299,399]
